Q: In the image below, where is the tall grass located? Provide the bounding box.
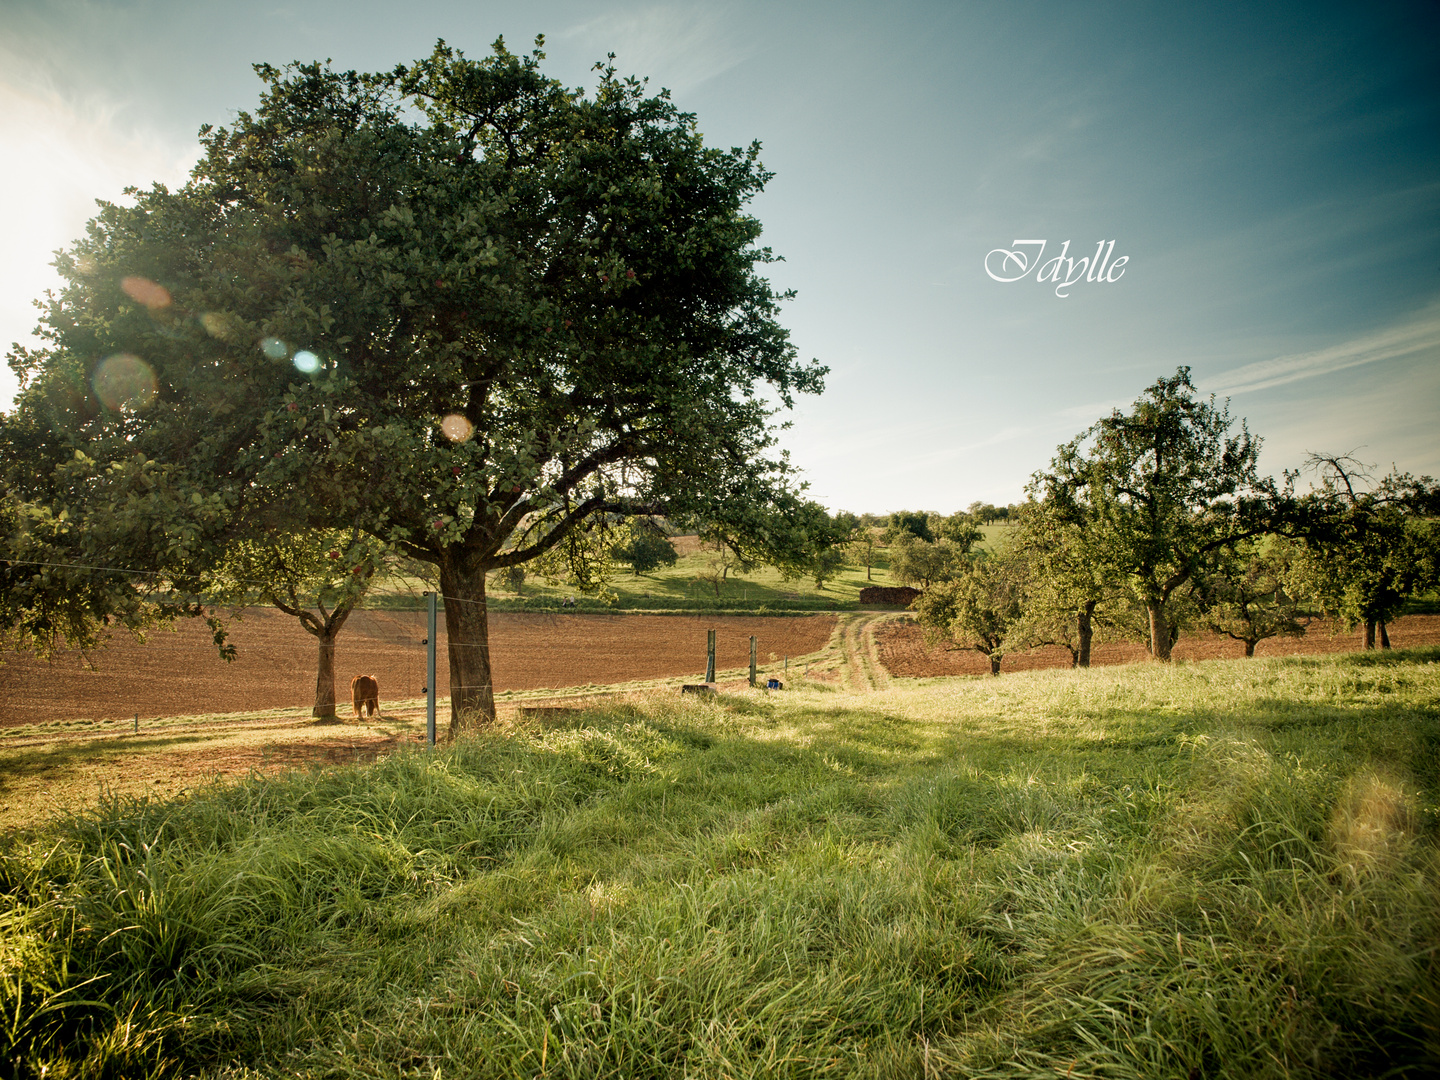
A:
[3,649,1438,1077]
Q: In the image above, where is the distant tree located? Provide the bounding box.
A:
[495,564,526,595]
[1034,367,1277,660]
[913,556,1023,675]
[612,530,679,576]
[889,535,970,590]
[695,529,757,597]
[884,510,934,544]
[1194,538,1306,657]
[935,512,984,549]
[207,528,387,717]
[1289,454,1440,648]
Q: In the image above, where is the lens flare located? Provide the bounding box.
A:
[92,354,158,411]
[260,337,289,360]
[120,276,171,309]
[200,312,238,341]
[293,350,320,373]
[441,413,474,441]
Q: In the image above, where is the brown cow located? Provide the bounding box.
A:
[351,675,379,721]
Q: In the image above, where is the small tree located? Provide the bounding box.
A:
[208,528,387,717]
[935,512,983,549]
[495,564,526,595]
[889,534,973,590]
[695,530,756,598]
[612,531,679,576]
[912,556,1022,675]
[809,544,846,590]
[884,510,934,544]
[1194,538,1306,657]
[1289,455,1439,648]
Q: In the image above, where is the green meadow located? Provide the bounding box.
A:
[3,648,1438,1078]
[365,527,1013,613]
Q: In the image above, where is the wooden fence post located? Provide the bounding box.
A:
[749,635,757,687]
[706,629,716,683]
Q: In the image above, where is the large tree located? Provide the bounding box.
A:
[1034,368,1277,660]
[1,39,825,733]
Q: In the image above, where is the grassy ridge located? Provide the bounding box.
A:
[3,649,1439,1078]
[365,529,1019,612]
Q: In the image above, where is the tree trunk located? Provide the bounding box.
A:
[1147,599,1173,661]
[1364,619,1376,649]
[1379,620,1390,649]
[439,555,496,735]
[313,630,338,717]
[1077,600,1095,668]
[988,652,1002,676]
[1244,639,1257,658]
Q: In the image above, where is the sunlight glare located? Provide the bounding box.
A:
[441,413,474,441]
[92,353,157,411]
[120,276,170,309]
[292,350,320,373]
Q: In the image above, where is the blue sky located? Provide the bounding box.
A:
[2,0,1436,512]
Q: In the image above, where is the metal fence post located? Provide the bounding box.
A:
[426,591,437,747]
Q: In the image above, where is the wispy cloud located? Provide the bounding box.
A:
[561,5,752,96]
[1204,299,1440,396]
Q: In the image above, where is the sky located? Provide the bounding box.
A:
[1,0,1437,514]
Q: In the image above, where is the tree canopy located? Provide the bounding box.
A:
[1,38,826,731]
[1033,368,1277,660]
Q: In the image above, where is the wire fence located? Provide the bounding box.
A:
[1,566,837,729]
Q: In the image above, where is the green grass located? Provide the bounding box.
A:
[367,534,941,612]
[3,648,1439,1078]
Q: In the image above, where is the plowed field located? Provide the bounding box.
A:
[0,610,838,728]
[874,613,1440,677]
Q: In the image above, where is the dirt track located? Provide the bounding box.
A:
[0,610,838,727]
[874,614,1440,677]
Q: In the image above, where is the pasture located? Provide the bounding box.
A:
[2,642,1438,1078]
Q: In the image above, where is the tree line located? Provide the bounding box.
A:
[894,369,1439,673]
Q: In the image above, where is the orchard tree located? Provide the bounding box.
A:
[888,535,970,590]
[494,564,526,595]
[206,528,388,716]
[912,555,1022,675]
[1289,454,1439,648]
[1194,537,1306,657]
[2,40,825,733]
[1005,496,1124,667]
[1035,368,1278,660]
[884,510,934,544]
[612,530,679,576]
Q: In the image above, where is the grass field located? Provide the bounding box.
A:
[366,528,1014,612]
[3,646,1438,1078]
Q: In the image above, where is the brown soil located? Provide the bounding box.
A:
[0,610,836,728]
[874,614,1440,678]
